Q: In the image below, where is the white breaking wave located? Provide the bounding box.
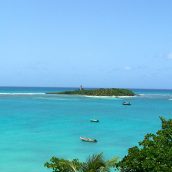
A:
[139,93,172,97]
[0,92,45,96]
[138,94,145,96]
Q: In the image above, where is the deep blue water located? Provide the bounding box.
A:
[0,87,172,172]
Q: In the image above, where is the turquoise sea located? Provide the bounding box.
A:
[0,87,172,172]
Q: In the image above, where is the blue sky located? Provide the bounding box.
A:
[0,0,172,88]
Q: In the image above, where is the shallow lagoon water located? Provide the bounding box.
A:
[0,87,172,172]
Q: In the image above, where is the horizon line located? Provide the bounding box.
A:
[0,86,171,90]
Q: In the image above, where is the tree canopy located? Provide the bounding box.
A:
[116,117,172,172]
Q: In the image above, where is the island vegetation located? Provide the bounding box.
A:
[45,117,172,172]
[47,88,135,96]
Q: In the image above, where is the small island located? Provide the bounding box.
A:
[47,88,135,96]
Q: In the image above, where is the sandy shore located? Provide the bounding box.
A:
[83,95,136,99]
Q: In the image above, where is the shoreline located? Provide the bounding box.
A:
[0,92,140,98]
[83,95,136,98]
[46,93,137,98]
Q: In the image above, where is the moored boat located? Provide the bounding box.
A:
[122,102,131,105]
[90,119,99,122]
[80,137,97,143]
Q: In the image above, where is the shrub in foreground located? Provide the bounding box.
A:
[45,153,118,172]
[116,117,172,172]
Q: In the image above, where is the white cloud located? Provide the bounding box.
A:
[166,52,172,59]
[124,66,132,70]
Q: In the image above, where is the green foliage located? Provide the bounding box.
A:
[116,117,172,172]
[44,156,82,172]
[45,154,118,172]
[48,88,135,96]
[81,154,108,172]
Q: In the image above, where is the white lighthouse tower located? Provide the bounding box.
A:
[80,85,83,90]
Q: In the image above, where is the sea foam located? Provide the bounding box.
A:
[0,92,45,96]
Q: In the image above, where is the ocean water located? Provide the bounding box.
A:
[0,87,172,172]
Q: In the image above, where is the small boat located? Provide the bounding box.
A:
[122,102,131,105]
[90,119,99,122]
[80,137,97,143]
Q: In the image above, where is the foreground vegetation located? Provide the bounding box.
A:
[116,117,172,172]
[45,117,172,172]
[45,154,118,172]
[47,88,135,96]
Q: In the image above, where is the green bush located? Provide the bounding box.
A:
[116,117,172,172]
